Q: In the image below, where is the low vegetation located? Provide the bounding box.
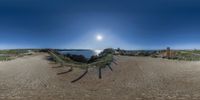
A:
[173,50,200,61]
[115,48,200,61]
[0,49,32,61]
[0,56,12,61]
[0,49,29,54]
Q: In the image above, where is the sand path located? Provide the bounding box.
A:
[1,54,200,100]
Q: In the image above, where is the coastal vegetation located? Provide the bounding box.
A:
[115,48,200,61]
[0,56,12,61]
[172,50,200,61]
[0,49,32,61]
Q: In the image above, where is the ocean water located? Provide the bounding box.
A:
[58,50,102,59]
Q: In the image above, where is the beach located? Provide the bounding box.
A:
[1,53,200,100]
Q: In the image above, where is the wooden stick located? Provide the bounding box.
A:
[71,68,88,83]
[52,65,63,68]
[99,67,102,79]
[57,67,73,75]
[107,65,113,71]
[112,61,118,65]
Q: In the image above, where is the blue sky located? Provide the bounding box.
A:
[0,0,200,49]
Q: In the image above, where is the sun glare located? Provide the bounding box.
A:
[96,35,103,41]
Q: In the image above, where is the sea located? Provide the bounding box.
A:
[58,49,102,59]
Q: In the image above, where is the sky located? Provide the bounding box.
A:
[0,0,200,50]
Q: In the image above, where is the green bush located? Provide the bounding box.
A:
[0,56,12,61]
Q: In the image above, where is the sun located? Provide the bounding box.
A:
[96,35,103,41]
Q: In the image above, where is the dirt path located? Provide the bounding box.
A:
[1,54,200,100]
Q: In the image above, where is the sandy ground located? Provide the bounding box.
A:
[1,53,200,100]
